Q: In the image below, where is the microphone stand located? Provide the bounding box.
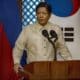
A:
[47,38,57,61]
[42,29,57,61]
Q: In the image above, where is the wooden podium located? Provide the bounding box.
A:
[19,61,80,80]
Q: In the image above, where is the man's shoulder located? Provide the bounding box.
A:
[23,23,37,29]
[48,22,60,29]
[49,22,59,27]
[48,22,62,33]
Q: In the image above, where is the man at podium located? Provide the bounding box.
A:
[12,2,72,74]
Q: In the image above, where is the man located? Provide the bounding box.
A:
[13,2,72,73]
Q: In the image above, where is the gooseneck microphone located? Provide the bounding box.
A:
[42,29,49,39]
[42,29,57,61]
[50,30,58,42]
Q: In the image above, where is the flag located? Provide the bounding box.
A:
[0,0,22,80]
[45,0,80,59]
[0,24,18,80]
[0,0,22,47]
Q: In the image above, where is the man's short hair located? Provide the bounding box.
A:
[36,2,52,14]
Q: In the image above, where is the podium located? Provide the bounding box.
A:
[19,61,80,80]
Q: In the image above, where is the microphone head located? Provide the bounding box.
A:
[42,30,49,38]
[50,30,58,41]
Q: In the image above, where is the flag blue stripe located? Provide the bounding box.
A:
[0,0,22,47]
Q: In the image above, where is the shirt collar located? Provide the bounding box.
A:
[35,22,50,31]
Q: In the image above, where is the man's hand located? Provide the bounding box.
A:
[14,63,23,73]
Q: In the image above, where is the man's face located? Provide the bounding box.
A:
[36,7,51,26]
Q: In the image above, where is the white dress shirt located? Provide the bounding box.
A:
[13,22,72,64]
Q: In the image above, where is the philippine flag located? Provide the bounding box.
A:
[0,0,22,80]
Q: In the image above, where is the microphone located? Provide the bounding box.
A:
[42,29,57,61]
[50,30,58,42]
[42,29,49,38]
[50,30,57,60]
